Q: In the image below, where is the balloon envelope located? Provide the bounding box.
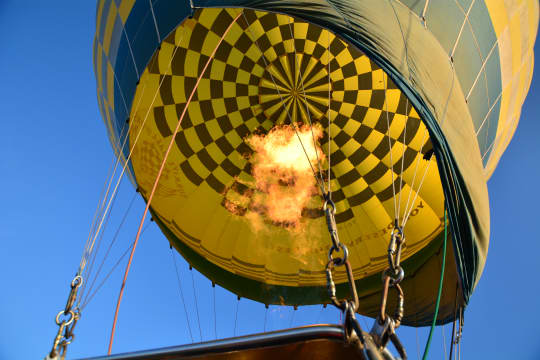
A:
[93,0,538,325]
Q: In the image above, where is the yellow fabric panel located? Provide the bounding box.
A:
[95,41,104,105]
[102,1,118,56]
[118,0,136,24]
[95,0,107,42]
[128,8,445,289]
[483,0,539,178]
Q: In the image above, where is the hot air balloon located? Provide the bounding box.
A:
[46,0,538,359]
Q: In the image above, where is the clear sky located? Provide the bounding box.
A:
[0,2,538,359]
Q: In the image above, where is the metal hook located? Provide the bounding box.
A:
[55,310,74,327]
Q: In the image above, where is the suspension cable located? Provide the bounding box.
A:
[79,184,123,305]
[80,27,194,279]
[212,282,217,339]
[81,243,132,311]
[80,221,151,311]
[67,27,183,357]
[190,267,203,342]
[457,307,463,360]
[383,74,398,221]
[46,119,132,359]
[396,98,409,221]
[79,90,143,276]
[264,305,269,332]
[234,296,240,336]
[171,249,194,343]
[421,0,430,23]
[79,192,137,308]
[327,28,332,195]
[107,12,242,354]
[400,128,429,228]
[422,205,447,360]
[79,151,118,274]
[448,307,456,360]
[449,289,457,360]
[442,321,448,360]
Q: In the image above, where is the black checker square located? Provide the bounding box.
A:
[220,157,242,178]
[216,115,233,134]
[349,147,370,166]
[333,130,351,147]
[195,123,214,147]
[199,100,216,121]
[369,89,386,109]
[197,148,219,171]
[376,178,404,202]
[175,103,193,129]
[210,10,234,36]
[175,132,195,158]
[210,80,224,98]
[341,62,357,78]
[205,173,226,193]
[215,135,235,156]
[188,23,208,53]
[154,106,172,137]
[159,75,175,105]
[180,160,204,185]
[223,64,239,82]
[374,111,394,133]
[372,136,395,160]
[338,168,362,188]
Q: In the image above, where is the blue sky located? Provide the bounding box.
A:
[0,2,538,359]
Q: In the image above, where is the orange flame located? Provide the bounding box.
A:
[247,124,325,229]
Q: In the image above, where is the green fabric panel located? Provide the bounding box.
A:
[468,1,498,64]
[424,2,466,54]
[485,48,502,105]
[378,0,502,167]
[467,71,491,132]
[453,23,484,99]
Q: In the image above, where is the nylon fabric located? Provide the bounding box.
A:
[130,8,443,291]
[93,0,538,325]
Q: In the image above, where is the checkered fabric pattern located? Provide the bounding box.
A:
[145,8,431,225]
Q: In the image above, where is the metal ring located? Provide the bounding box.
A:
[71,275,83,288]
[328,243,348,263]
[382,266,404,285]
[59,334,74,347]
[63,332,75,343]
[391,266,405,285]
[323,198,336,214]
[55,310,74,326]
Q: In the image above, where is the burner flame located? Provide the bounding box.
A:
[247,123,325,228]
